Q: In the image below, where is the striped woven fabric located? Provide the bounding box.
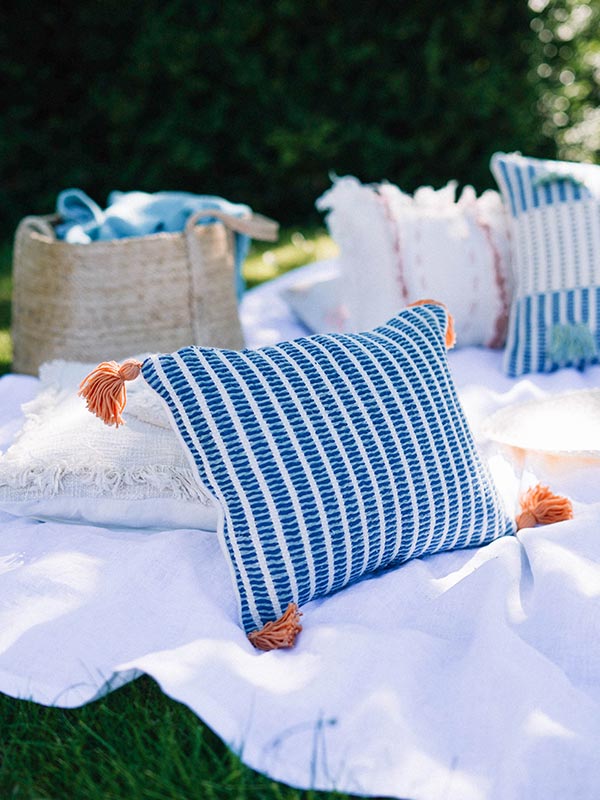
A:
[142,302,514,634]
[491,152,600,377]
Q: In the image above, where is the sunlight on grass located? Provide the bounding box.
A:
[0,331,12,375]
[244,227,338,289]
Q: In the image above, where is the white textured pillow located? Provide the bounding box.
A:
[316,175,513,347]
[281,270,347,334]
[0,360,218,530]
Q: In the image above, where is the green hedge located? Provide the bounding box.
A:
[1,0,551,233]
[527,0,600,164]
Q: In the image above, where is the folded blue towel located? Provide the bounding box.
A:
[55,189,252,298]
[55,189,105,243]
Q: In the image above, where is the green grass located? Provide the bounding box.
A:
[0,675,355,800]
[0,228,364,800]
[243,226,338,289]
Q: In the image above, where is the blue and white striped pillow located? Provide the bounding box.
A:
[491,152,600,377]
[142,303,514,635]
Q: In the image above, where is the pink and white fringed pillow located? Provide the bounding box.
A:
[316,176,513,348]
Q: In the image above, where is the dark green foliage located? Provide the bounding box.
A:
[528,0,600,163]
[1,0,548,234]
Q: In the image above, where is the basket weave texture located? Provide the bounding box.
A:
[11,210,278,375]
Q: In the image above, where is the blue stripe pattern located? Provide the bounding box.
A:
[492,152,593,218]
[142,303,514,634]
[491,152,600,377]
[505,288,600,375]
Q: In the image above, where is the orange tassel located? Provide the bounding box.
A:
[248,603,303,651]
[408,299,456,349]
[516,484,573,531]
[78,358,142,427]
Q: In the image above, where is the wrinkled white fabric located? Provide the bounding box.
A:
[0,361,217,530]
[1,264,600,800]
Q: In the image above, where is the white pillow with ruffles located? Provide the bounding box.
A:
[316,175,513,347]
[0,360,218,530]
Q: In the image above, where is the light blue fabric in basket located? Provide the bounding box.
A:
[55,189,252,298]
[141,302,515,635]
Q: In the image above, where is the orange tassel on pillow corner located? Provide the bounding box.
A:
[78,358,142,427]
[408,299,456,349]
[516,484,573,531]
[248,603,303,651]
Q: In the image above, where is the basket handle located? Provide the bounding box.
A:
[184,209,279,242]
[16,215,59,241]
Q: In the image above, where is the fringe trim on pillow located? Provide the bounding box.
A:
[0,462,212,504]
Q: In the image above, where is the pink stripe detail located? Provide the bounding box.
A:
[477,218,510,349]
[376,189,410,304]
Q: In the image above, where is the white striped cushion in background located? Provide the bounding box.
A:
[491,152,600,377]
[142,303,514,635]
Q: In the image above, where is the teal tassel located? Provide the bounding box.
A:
[534,172,587,191]
[549,323,598,368]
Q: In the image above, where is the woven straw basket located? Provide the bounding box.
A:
[11,209,278,375]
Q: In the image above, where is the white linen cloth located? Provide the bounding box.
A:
[1,262,600,800]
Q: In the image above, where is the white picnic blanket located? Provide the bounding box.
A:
[2,261,600,800]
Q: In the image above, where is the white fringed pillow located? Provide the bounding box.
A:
[0,360,218,530]
[281,270,347,334]
[316,175,513,347]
